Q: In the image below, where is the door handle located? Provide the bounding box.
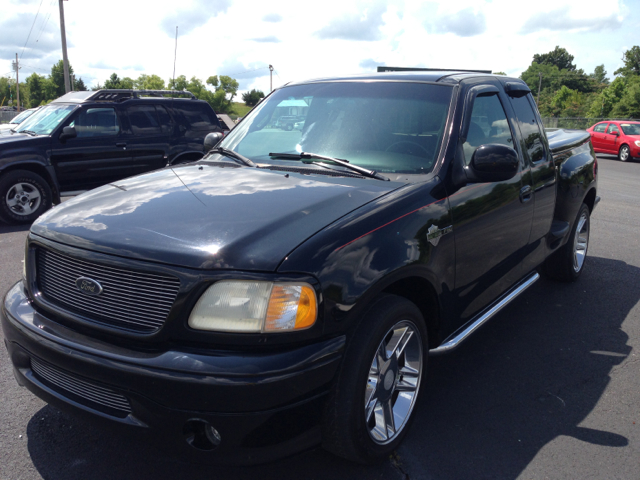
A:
[116,142,127,149]
[520,185,532,203]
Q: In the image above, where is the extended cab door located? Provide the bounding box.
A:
[448,85,534,323]
[50,106,131,192]
[508,92,556,270]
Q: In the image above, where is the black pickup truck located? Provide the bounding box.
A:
[0,90,223,224]
[2,71,598,465]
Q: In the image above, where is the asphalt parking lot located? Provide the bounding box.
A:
[1,154,638,480]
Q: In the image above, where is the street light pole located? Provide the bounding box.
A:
[58,0,71,93]
[269,64,274,92]
[15,53,20,112]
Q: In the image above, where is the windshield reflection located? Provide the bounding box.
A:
[221,82,453,175]
[16,104,76,135]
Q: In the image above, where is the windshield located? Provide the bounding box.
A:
[620,123,640,135]
[16,104,76,135]
[221,82,453,174]
[10,109,35,125]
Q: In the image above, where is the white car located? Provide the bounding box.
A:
[0,107,40,134]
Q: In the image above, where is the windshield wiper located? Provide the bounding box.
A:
[20,130,38,136]
[269,152,389,181]
[208,147,256,167]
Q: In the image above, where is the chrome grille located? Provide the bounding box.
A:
[31,357,131,416]
[37,248,180,333]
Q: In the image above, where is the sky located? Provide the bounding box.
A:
[1,0,638,96]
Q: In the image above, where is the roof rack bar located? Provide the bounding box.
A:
[87,89,197,102]
[377,67,492,74]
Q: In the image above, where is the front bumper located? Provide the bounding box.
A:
[2,281,345,465]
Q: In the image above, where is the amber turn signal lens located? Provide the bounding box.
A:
[265,284,317,332]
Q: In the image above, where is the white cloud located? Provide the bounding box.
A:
[1,0,634,95]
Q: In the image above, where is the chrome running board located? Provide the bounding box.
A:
[429,271,540,356]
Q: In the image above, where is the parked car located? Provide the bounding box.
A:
[0,107,41,133]
[0,90,224,224]
[275,115,304,130]
[586,120,640,161]
[2,71,598,465]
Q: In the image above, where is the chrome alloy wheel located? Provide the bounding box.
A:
[364,320,423,444]
[573,210,589,273]
[5,182,42,216]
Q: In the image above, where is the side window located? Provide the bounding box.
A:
[155,105,173,135]
[463,94,513,165]
[128,105,161,135]
[70,108,119,137]
[172,102,220,131]
[607,124,619,135]
[510,95,545,164]
[593,123,607,133]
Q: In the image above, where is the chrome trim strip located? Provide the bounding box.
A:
[429,272,540,356]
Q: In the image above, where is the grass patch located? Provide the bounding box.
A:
[229,102,253,120]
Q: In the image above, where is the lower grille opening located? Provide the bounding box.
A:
[30,357,132,418]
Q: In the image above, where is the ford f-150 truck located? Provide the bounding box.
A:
[2,71,599,465]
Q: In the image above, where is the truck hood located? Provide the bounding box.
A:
[32,163,404,270]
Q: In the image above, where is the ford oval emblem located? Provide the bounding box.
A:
[75,277,103,296]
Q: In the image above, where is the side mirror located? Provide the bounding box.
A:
[467,144,519,182]
[204,132,224,152]
[59,126,77,143]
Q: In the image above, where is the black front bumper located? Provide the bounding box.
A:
[2,282,345,465]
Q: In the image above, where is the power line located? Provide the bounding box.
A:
[34,0,57,46]
[20,0,46,60]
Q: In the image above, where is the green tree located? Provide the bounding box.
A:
[587,77,628,117]
[134,74,165,90]
[103,73,121,89]
[610,76,640,118]
[533,46,576,71]
[74,77,88,91]
[242,88,264,106]
[167,75,189,91]
[590,65,609,86]
[614,46,640,78]
[50,60,74,98]
[26,73,47,107]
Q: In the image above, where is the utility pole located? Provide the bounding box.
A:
[13,54,20,112]
[537,72,542,105]
[269,64,274,92]
[58,0,71,93]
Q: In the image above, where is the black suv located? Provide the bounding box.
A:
[0,89,223,224]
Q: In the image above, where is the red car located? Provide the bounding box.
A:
[587,120,640,162]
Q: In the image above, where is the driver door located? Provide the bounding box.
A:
[449,88,534,323]
[51,106,131,192]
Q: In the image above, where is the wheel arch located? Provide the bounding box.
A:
[583,187,597,213]
[341,267,444,350]
[0,162,60,204]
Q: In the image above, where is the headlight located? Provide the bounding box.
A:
[188,281,317,333]
[635,141,640,148]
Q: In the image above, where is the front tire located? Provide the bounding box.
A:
[544,203,590,282]
[0,170,52,224]
[322,295,427,463]
[618,144,630,162]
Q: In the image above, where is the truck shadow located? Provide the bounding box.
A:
[0,222,31,234]
[26,256,635,480]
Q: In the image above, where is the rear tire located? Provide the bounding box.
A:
[322,295,427,463]
[618,144,630,162]
[544,203,590,282]
[0,170,52,224]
